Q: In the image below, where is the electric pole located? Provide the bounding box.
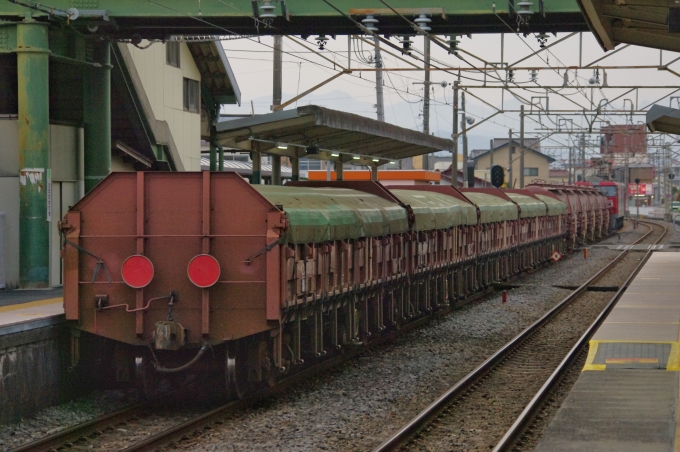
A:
[508,129,513,188]
[271,35,283,185]
[452,81,459,187]
[462,91,468,187]
[422,36,431,170]
[519,104,525,188]
[374,35,385,123]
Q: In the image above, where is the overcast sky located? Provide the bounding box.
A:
[218,31,680,164]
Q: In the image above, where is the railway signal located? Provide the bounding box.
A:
[491,165,505,188]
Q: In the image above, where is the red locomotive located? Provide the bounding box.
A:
[593,181,626,230]
[59,173,608,397]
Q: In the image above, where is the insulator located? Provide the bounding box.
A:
[259,1,276,19]
[446,35,460,54]
[399,35,413,52]
[516,1,534,17]
[530,70,538,82]
[414,14,431,32]
[362,15,379,32]
[316,35,329,50]
[536,32,549,48]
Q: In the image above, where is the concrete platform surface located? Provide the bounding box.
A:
[535,371,677,452]
[0,287,63,307]
[537,252,680,451]
[0,297,64,334]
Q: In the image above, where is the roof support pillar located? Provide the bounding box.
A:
[271,155,282,185]
[335,161,344,181]
[291,157,300,182]
[251,151,261,185]
[83,40,111,193]
[218,144,224,171]
[371,165,379,181]
[17,16,50,288]
[209,126,217,171]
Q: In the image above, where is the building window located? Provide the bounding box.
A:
[166,41,180,68]
[183,78,200,113]
[523,167,538,176]
[299,158,322,171]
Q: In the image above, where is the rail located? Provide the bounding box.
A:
[372,221,664,452]
[492,220,667,451]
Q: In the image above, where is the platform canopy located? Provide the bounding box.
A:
[577,0,680,52]
[646,105,680,135]
[215,105,453,166]
[0,1,587,38]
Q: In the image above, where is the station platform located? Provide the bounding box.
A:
[0,288,64,335]
[536,252,680,451]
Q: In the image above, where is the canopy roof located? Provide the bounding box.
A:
[215,106,453,166]
[187,41,241,106]
[577,0,680,52]
[646,105,680,135]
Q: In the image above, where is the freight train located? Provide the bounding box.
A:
[59,173,611,397]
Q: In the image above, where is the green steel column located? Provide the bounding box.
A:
[217,144,224,171]
[209,125,217,171]
[17,17,50,288]
[83,40,111,192]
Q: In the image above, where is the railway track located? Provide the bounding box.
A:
[11,224,663,452]
[372,220,668,452]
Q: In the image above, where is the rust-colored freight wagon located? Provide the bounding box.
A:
[61,173,595,398]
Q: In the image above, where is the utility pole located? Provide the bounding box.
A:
[452,81,459,187]
[581,133,586,183]
[624,137,630,216]
[508,129,513,188]
[271,35,283,185]
[519,104,525,188]
[489,138,494,168]
[462,91,468,187]
[422,36,431,170]
[374,35,385,123]
[568,145,573,184]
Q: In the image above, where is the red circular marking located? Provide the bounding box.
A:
[121,255,154,289]
[188,254,221,288]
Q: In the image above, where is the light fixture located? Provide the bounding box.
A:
[353,156,361,160]
[372,158,380,162]
[390,161,396,164]
[331,153,340,157]
[306,145,319,155]
[277,143,288,149]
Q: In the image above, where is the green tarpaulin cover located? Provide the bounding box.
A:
[390,189,477,231]
[506,193,548,219]
[534,194,568,216]
[463,192,518,224]
[254,186,409,243]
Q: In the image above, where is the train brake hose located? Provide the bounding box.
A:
[152,343,209,373]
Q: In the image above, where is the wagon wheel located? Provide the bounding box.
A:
[134,356,157,399]
[225,341,249,400]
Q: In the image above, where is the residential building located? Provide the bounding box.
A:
[0,36,239,288]
[471,139,555,187]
